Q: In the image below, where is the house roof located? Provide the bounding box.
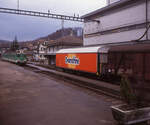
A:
[81,0,143,19]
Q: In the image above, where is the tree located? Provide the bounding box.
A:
[11,36,19,51]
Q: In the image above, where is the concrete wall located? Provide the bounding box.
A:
[83,1,150,46]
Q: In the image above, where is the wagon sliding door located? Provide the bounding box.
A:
[133,53,150,81]
[98,53,108,75]
[145,53,150,81]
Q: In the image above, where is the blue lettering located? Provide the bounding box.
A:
[65,56,80,65]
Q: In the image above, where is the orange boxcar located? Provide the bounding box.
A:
[56,46,108,75]
[56,53,98,73]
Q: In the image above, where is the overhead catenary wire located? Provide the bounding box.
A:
[0,7,99,23]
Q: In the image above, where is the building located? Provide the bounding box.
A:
[82,0,150,46]
[45,36,83,65]
[0,47,10,53]
[107,0,121,5]
[32,43,39,61]
[24,50,34,62]
[38,41,47,63]
[0,47,10,57]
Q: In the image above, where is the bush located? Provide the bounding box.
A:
[120,76,136,105]
[120,75,150,108]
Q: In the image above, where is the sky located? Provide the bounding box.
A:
[0,0,106,41]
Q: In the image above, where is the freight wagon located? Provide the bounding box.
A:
[56,46,108,75]
[107,43,150,81]
[56,42,150,81]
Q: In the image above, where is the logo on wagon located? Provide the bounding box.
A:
[65,55,80,65]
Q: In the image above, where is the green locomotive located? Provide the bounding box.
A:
[2,50,27,65]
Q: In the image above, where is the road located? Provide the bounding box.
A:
[0,60,118,125]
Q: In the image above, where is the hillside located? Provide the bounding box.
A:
[36,27,83,41]
[0,27,83,48]
[0,40,11,48]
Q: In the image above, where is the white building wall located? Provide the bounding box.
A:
[39,44,46,54]
[84,28,146,46]
[107,0,121,5]
[84,22,100,34]
[110,0,121,4]
[84,1,150,46]
[47,46,54,54]
[148,0,150,21]
[100,3,145,31]
[84,2,146,35]
[46,46,64,55]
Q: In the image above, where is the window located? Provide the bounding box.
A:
[100,54,108,63]
[17,54,20,57]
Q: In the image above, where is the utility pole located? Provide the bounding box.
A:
[61,19,64,37]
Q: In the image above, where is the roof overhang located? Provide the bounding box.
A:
[109,42,150,53]
[81,0,143,19]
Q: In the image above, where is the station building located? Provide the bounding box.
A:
[82,0,150,46]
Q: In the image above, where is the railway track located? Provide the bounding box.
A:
[23,63,122,101]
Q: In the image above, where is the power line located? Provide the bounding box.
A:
[0,7,84,22]
[0,7,100,23]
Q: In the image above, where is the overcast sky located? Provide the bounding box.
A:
[0,0,106,41]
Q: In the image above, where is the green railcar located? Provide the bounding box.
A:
[2,51,27,65]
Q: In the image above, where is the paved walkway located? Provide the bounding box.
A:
[0,61,117,125]
[28,63,120,98]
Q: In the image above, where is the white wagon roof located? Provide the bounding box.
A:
[56,46,109,54]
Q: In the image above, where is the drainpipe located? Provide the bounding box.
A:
[136,0,150,41]
[146,0,148,40]
[107,0,110,5]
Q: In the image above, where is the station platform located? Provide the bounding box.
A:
[0,60,118,125]
[27,64,121,98]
